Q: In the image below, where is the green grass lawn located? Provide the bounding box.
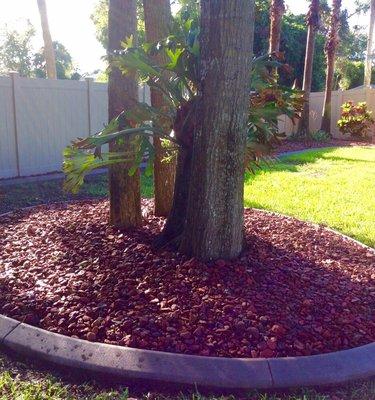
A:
[0,352,374,400]
[244,146,375,247]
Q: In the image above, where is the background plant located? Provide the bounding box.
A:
[337,100,374,138]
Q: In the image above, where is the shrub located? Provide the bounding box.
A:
[310,130,331,142]
[337,101,374,139]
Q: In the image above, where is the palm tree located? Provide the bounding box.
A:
[269,0,285,56]
[364,0,375,87]
[321,0,342,134]
[36,0,57,79]
[143,0,175,218]
[108,0,142,228]
[298,0,320,137]
[179,0,255,260]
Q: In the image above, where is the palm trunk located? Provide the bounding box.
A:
[298,0,320,137]
[364,0,375,87]
[269,0,285,55]
[321,0,341,134]
[179,0,255,261]
[143,0,176,217]
[108,0,142,228]
[37,0,57,79]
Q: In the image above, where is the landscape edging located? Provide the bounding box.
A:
[0,208,374,390]
[0,316,374,390]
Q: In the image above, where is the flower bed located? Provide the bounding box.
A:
[0,200,374,358]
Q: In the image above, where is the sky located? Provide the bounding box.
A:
[0,0,370,75]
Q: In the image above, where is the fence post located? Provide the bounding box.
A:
[10,72,21,177]
[86,77,94,135]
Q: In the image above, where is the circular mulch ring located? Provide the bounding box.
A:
[0,199,374,359]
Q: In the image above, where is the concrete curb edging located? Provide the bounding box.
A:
[0,315,374,391]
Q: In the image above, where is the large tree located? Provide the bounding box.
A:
[108,0,142,228]
[143,0,175,217]
[178,0,255,260]
[37,0,57,79]
[34,41,77,79]
[0,23,35,77]
[321,0,342,133]
[298,0,320,136]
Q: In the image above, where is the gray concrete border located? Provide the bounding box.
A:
[0,317,374,391]
[0,205,374,391]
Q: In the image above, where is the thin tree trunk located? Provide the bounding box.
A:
[179,0,255,261]
[108,0,142,228]
[154,146,192,246]
[269,0,285,55]
[298,0,320,137]
[143,0,176,217]
[37,0,57,79]
[321,0,341,134]
[155,100,197,248]
[321,57,335,133]
[364,0,375,87]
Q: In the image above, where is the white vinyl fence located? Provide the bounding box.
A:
[278,87,375,137]
[0,73,373,179]
[0,73,149,179]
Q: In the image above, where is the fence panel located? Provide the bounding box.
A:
[283,88,375,138]
[89,81,108,135]
[0,77,18,178]
[14,77,90,176]
[0,75,374,180]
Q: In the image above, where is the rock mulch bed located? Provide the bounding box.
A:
[0,200,374,359]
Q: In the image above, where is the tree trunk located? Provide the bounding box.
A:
[154,146,192,247]
[37,0,57,79]
[298,0,320,137]
[143,0,176,217]
[321,0,341,134]
[364,0,375,87]
[178,0,255,261]
[108,0,142,228]
[269,0,285,55]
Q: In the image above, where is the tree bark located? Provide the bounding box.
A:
[298,0,320,137]
[179,0,255,261]
[321,0,341,134]
[269,0,285,55]
[364,0,375,87]
[108,0,142,228]
[37,0,57,79]
[143,0,176,217]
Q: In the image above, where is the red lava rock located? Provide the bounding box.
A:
[215,259,226,268]
[260,348,275,358]
[0,199,374,358]
[26,225,37,236]
[302,299,314,307]
[294,340,305,351]
[87,332,97,341]
[267,338,278,350]
[271,324,287,336]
